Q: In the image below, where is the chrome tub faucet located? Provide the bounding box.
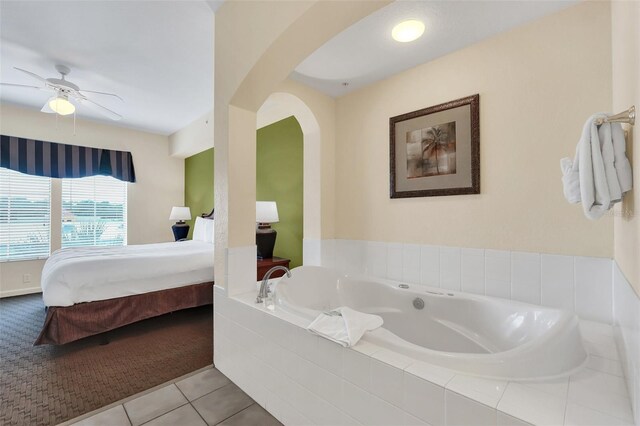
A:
[256,266,291,303]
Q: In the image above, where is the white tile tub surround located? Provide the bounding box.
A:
[214,287,634,426]
[320,239,614,324]
[613,262,640,426]
[485,249,511,300]
[303,239,322,266]
[461,248,485,296]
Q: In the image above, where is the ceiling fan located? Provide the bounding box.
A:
[1,64,123,121]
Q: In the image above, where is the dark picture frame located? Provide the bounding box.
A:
[390,94,480,198]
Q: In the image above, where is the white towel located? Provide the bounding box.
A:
[561,113,629,220]
[307,307,383,347]
[598,122,622,205]
[561,157,581,204]
[611,123,633,194]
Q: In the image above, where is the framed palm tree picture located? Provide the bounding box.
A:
[390,94,480,198]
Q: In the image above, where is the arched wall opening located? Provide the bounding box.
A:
[213,1,391,294]
[257,92,322,266]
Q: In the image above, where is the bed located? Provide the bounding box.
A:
[35,212,215,345]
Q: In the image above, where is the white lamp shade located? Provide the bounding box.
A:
[256,201,279,223]
[47,95,76,116]
[169,206,191,221]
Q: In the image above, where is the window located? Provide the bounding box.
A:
[62,176,127,248]
[0,168,51,262]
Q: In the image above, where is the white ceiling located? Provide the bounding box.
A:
[291,0,578,97]
[0,1,213,136]
[0,1,579,135]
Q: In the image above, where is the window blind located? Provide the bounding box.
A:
[62,176,127,248]
[0,167,51,262]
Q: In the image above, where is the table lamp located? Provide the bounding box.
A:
[170,206,191,241]
[256,201,279,259]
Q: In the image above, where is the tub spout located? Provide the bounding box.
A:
[256,266,291,303]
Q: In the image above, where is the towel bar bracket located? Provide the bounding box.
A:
[595,105,635,126]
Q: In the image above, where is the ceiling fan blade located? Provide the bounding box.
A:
[0,82,43,90]
[82,97,122,121]
[80,90,124,102]
[14,67,48,84]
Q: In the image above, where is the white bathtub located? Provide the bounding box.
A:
[273,266,588,381]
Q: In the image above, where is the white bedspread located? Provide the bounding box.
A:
[41,240,214,307]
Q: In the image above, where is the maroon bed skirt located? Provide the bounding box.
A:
[35,282,214,345]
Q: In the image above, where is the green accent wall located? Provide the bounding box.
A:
[184,148,214,239]
[256,116,303,268]
[183,116,303,267]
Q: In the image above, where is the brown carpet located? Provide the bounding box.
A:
[0,293,213,426]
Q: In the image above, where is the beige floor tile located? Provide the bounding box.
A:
[73,405,131,426]
[176,368,231,401]
[218,404,282,426]
[192,383,254,425]
[124,385,188,426]
[142,404,207,426]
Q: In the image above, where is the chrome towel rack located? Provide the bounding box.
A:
[595,105,635,126]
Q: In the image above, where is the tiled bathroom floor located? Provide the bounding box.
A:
[68,367,282,426]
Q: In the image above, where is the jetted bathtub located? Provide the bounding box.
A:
[273,266,588,381]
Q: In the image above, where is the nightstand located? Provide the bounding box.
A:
[257,257,291,280]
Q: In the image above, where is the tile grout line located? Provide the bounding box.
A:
[173,383,210,426]
[138,399,190,426]
[190,401,210,426]
[212,403,258,426]
[563,374,572,425]
[122,404,133,426]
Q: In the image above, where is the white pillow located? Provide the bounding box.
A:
[192,217,207,241]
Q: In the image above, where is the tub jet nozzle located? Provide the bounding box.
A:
[413,297,425,310]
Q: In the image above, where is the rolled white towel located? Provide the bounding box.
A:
[307,306,383,347]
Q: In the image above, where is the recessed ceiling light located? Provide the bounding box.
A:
[392,20,425,43]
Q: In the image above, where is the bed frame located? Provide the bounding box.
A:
[35,211,215,346]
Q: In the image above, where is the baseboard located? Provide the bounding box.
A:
[0,286,42,298]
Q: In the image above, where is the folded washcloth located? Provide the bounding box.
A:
[307,306,383,347]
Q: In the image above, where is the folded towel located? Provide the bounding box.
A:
[561,157,581,204]
[561,115,634,220]
[598,122,622,205]
[561,114,612,220]
[307,307,383,347]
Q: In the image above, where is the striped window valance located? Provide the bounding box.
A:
[0,135,136,183]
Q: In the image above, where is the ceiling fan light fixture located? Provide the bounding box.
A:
[48,95,75,116]
[392,20,425,43]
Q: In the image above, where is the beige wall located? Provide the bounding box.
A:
[0,103,184,297]
[334,1,613,258]
[612,0,640,295]
[169,110,214,158]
